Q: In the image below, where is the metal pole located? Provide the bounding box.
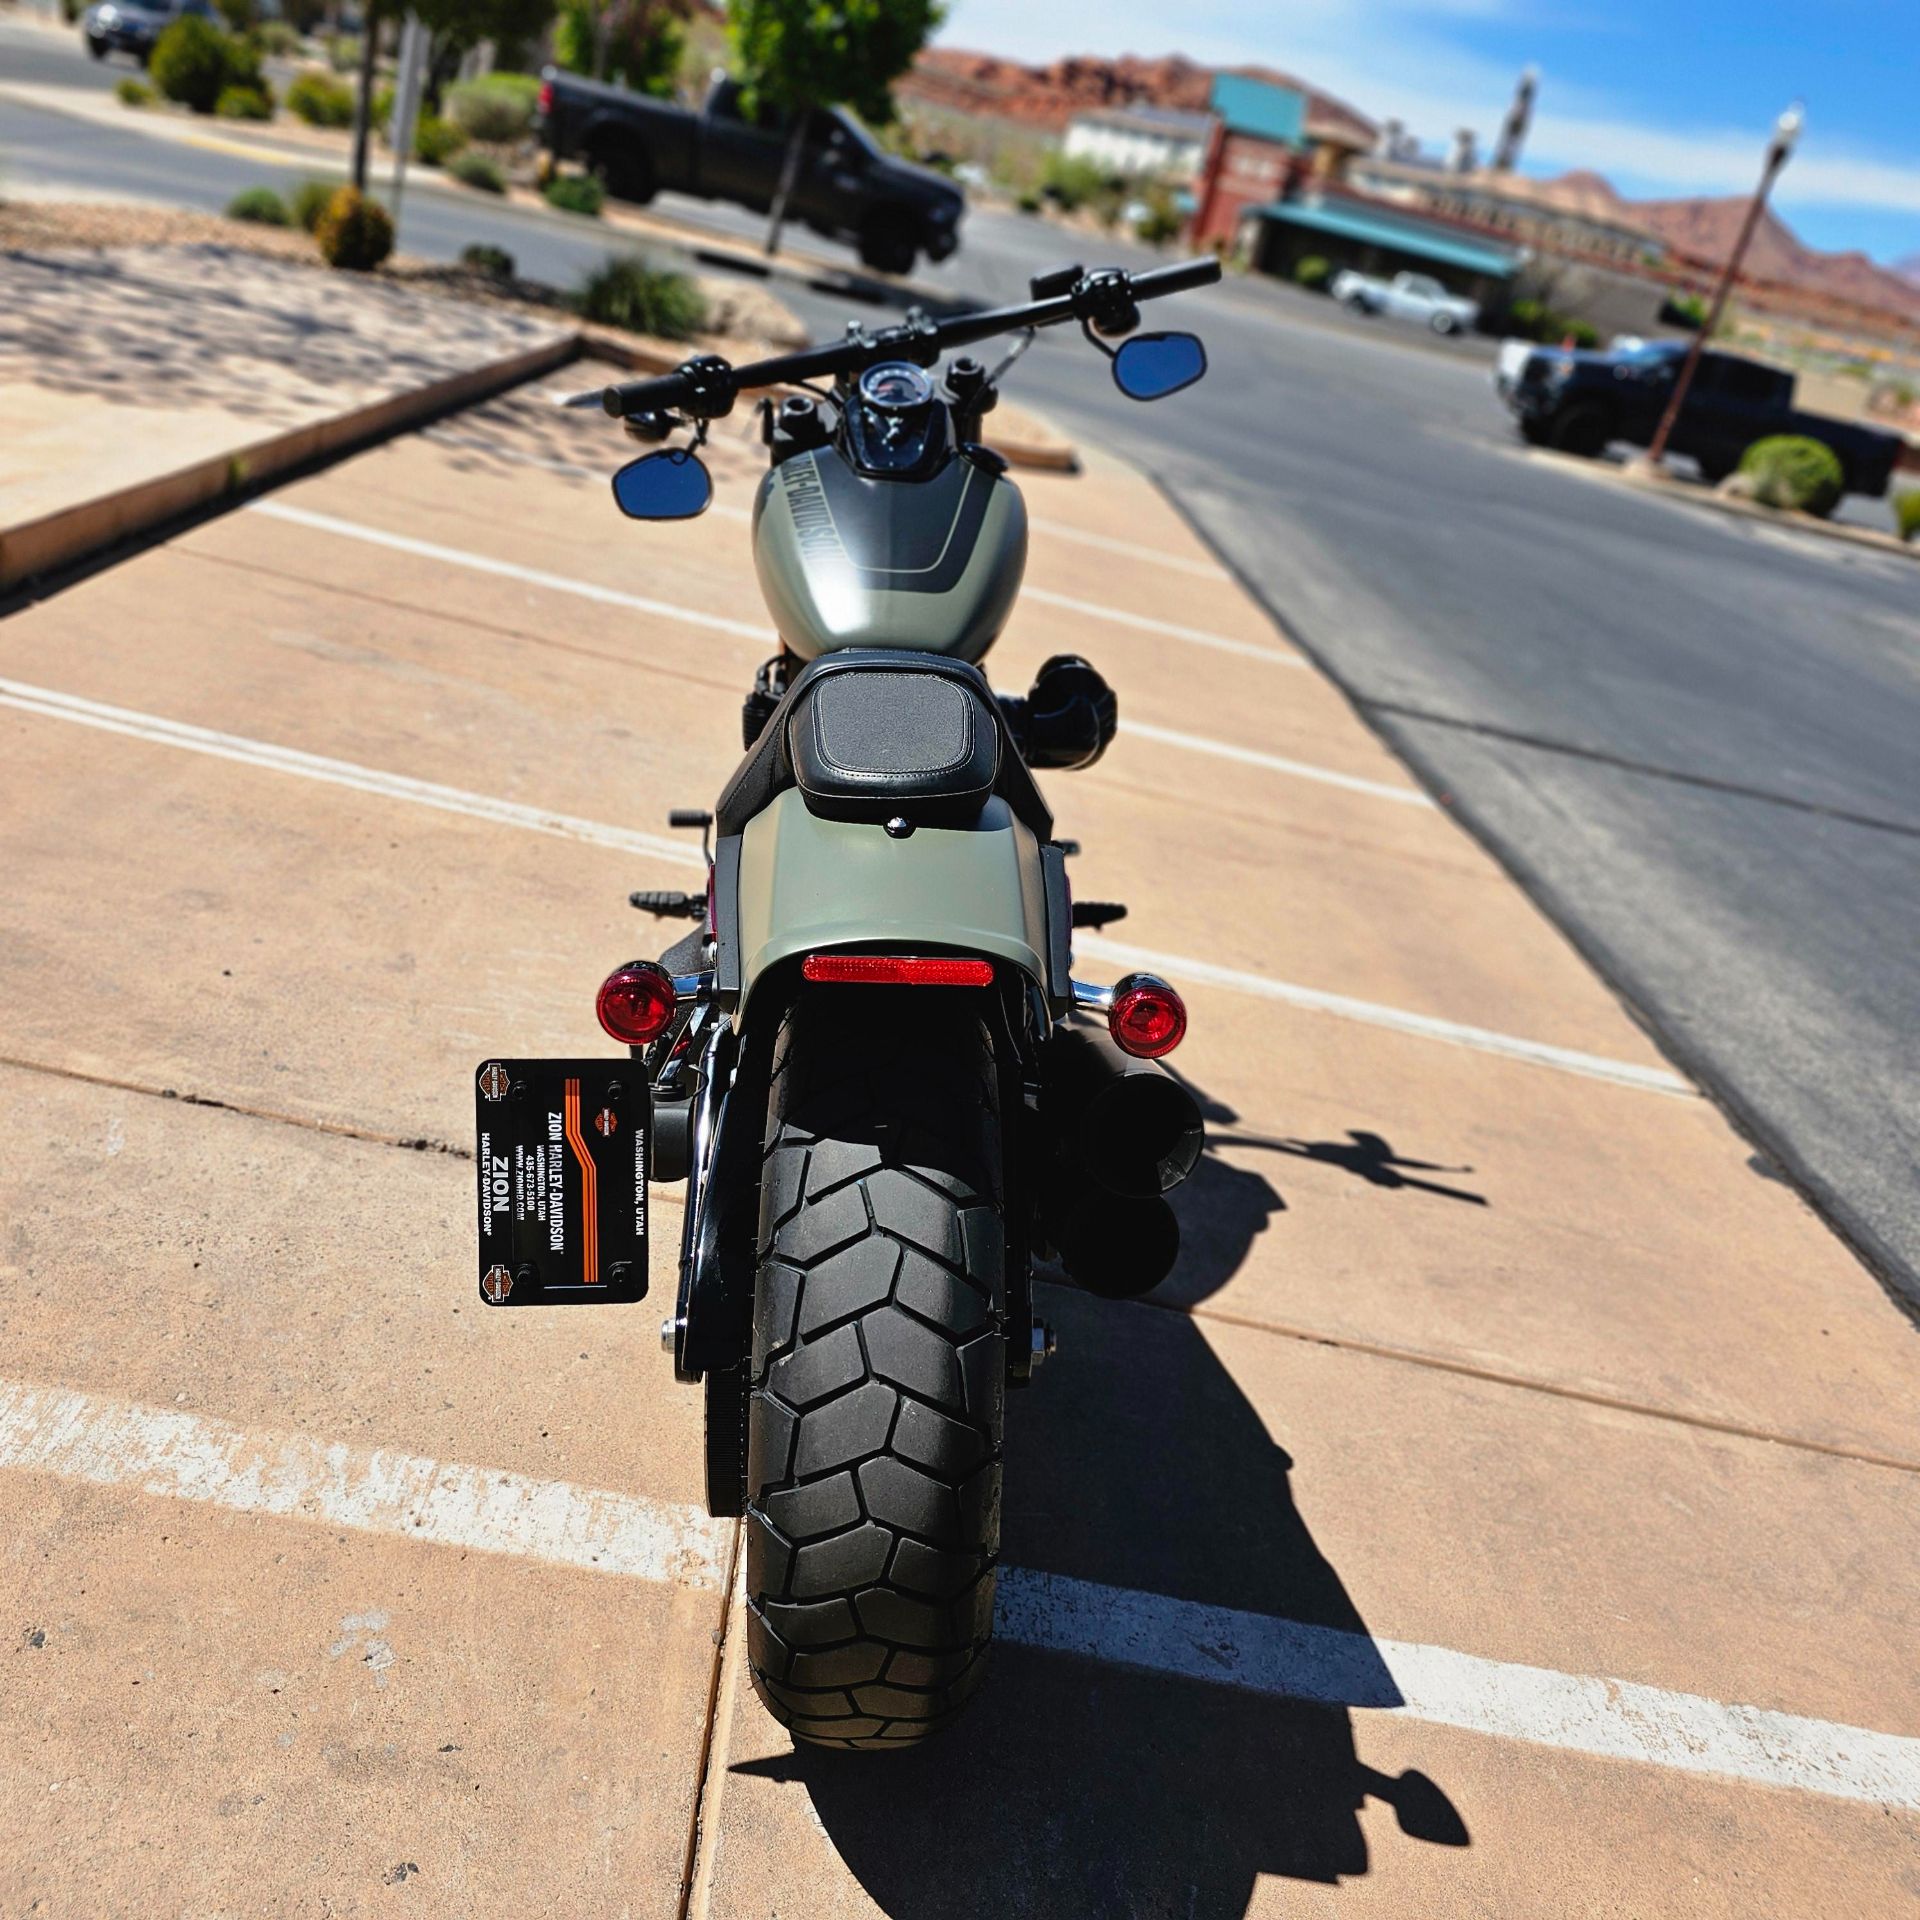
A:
[388,14,426,231]
[349,2,379,193]
[1647,104,1802,469]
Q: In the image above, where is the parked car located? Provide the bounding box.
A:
[535,70,965,276]
[1331,269,1480,335]
[1500,339,1906,496]
[83,0,213,62]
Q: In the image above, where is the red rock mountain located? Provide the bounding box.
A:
[1535,172,1920,325]
[903,46,1374,147]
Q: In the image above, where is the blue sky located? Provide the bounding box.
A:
[937,0,1920,266]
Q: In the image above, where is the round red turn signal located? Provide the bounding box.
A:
[596,961,678,1046]
[1109,973,1187,1059]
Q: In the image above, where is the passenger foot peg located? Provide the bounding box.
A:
[630,889,706,919]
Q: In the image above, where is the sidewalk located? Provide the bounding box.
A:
[0,303,1915,1913]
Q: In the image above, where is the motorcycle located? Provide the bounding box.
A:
[474,257,1220,1748]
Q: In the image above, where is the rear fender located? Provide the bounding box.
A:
[727,789,1066,1021]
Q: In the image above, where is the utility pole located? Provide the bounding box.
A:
[1646,103,1803,469]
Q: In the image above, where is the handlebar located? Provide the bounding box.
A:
[594,256,1223,421]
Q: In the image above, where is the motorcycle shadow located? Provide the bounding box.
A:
[732,1089,1472,1913]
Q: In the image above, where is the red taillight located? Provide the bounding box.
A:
[802,954,994,987]
[1109,973,1187,1058]
[537,79,553,114]
[596,961,677,1044]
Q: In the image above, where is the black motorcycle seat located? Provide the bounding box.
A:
[715,651,1053,841]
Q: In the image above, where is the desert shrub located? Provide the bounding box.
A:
[150,16,240,114]
[412,114,466,164]
[1895,491,1920,543]
[225,185,289,224]
[1131,183,1180,246]
[1564,319,1600,349]
[449,150,507,193]
[216,82,273,119]
[544,171,605,217]
[257,19,300,55]
[1738,435,1845,517]
[314,185,393,270]
[115,76,155,106]
[445,72,539,144]
[286,70,353,127]
[1014,189,1041,214]
[1293,254,1331,291]
[1040,152,1109,210]
[461,242,515,280]
[324,32,360,71]
[575,254,708,339]
[289,177,335,231]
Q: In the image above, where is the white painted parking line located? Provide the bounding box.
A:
[996,1567,1920,1811]
[1025,515,1230,581]
[0,677,1675,1091]
[1075,932,1694,1097]
[5,1378,1909,1809]
[247,500,1299,669]
[1123,719,1435,806]
[247,500,778,646]
[0,1378,732,1589]
[1018,584,1305,665]
[0,678,705,870]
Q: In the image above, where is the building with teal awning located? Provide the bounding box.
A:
[1246,192,1527,308]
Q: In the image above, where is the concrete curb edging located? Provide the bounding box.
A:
[0,321,1087,593]
[0,332,579,592]
[1522,446,1919,564]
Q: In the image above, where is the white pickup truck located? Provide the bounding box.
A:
[1330,269,1480,336]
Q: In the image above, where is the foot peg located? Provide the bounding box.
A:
[1071,900,1128,929]
[631,889,706,920]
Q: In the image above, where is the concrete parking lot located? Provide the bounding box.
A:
[3,379,1918,1916]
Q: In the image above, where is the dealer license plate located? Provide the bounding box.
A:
[473,1059,649,1306]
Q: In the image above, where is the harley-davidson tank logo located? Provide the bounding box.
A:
[780,455,848,564]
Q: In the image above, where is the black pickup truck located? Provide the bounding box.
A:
[1501,340,1907,498]
[535,70,964,275]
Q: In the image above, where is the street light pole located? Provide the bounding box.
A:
[1646,103,1803,469]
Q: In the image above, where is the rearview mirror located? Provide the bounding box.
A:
[1112,331,1206,401]
[612,448,712,520]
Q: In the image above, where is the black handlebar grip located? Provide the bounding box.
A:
[602,373,691,418]
[1131,256,1224,300]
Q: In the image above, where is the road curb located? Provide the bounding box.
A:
[0,331,580,592]
[1520,446,1919,563]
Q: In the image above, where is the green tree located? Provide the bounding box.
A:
[727,0,944,255]
[554,0,685,94]
[350,0,556,189]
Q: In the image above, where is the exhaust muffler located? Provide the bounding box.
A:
[1040,1026,1204,1298]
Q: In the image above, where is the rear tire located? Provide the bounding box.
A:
[744,991,1005,1750]
[591,140,654,204]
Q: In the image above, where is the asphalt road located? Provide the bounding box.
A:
[5,29,1919,1310]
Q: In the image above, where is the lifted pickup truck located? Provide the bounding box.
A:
[1502,339,1908,498]
[1331,269,1480,335]
[536,70,964,275]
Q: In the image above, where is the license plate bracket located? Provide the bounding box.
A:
[474,1059,649,1306]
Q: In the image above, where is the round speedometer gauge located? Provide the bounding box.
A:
[858,361,936,410]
